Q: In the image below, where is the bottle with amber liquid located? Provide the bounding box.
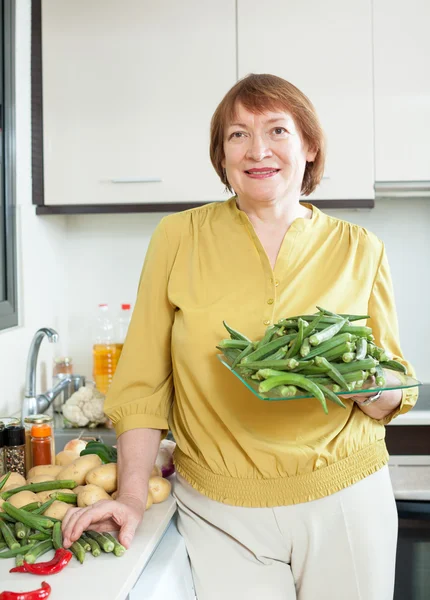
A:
[93,304,122,394]
[31,423,53,467]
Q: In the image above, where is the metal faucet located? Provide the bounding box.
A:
[22,327,85,419]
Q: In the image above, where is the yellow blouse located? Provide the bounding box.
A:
[104,198,418,507]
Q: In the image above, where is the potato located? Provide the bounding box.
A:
[56,454,102,486]
[77,484,110,508]
[146,491,153,511]
[36,488,74,503]
[72,485,87,495]
[0,497,5,511]
[26,474,56,485]
[9,491,39,509]
[85,463,117,494]
[44,500,71,521]
[111,489,119,500]
[148,476,171,504]
[27,465,63,479]
[55,450,80,467]
[0,472,26,490]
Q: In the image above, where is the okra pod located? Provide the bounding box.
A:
[1,502,54,532]
[342,352,356,363]
[241,334,296,364]
[218,339,249,350]
[258,373,328,413]
[102,532,126,557]
[0,519,20,550]
[319,342,354,361]
[24,539,54,564]
[78,536,92,552]
[86,530,115,553]
[231,342,255,369]
[51,492,77,505]
[374,364,386,386]
[1,480,77,501]
[315,383,347,408]
[52,521,63,550]
[380,360,407,374]
[33,497,56,515]
[314,357,349,389]
[70,541,86,563]
[81,532,101,557]
[300,337,311,357]
[222,321,251,343]
[14,522,27,540]
[355,337,367,360]
[0,472,11,492]
[309,318,348,346]
[0,543,34,558]
[303,333,353,360]
[280,386,298,397]
[285,318,306,358]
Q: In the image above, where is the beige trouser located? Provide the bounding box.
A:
[173,466,398,600]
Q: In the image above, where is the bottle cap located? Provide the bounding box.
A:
[121,304,131,310]
[54,356,73,366]
[5,426,25,446]
[24,414,53,426]
[31,424,52,438]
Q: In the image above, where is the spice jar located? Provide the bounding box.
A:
[24,414,55,473]
[31,423,53,467]
[0,422,5,477]
[0,416,20,428]
[5,426,26,477]
[53,357,74,413]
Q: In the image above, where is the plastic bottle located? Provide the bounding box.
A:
[92,304,122,395]
[117,303,132,345]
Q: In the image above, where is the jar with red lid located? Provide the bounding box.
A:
[31,423,53,467]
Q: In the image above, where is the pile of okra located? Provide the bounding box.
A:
[217,306,407,413]
[0,476,125,567]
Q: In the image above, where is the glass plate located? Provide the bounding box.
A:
[217,354,422,402]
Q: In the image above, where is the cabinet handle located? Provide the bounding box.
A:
[109,177,162,184]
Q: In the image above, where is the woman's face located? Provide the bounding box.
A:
[222,103,316,204]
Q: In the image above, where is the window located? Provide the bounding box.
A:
[0,0,17,331]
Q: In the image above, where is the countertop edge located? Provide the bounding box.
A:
[117,496,177,600]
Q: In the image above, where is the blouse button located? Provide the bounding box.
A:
[267,298,274,305]
[263,320,270,326]
[274,279,279,287]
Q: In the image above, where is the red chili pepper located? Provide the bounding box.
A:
[0,580,51,600]
[9,548,72,576]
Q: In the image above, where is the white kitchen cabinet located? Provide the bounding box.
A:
[41,0,236,206]
[237,0,374,201]
[129,520,195,600]
[373,0,430,185]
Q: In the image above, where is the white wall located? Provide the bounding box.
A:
[0,0,69,417]
[1,1,428,420]
[64,198,430,385]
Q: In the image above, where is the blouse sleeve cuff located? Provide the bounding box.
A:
[113,414,170,438]
[379,385,419,426]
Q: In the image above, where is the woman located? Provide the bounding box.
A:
[62,74,418,599]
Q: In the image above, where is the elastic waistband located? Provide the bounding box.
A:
[174,441,389,508]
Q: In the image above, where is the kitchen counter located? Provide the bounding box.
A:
[0,496,177,600]
[389,455,430,501]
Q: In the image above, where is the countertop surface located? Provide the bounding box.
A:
[0,495,177,600]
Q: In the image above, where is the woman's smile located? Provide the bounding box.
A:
[244,167,281,179]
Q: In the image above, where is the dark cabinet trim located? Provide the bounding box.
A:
[31,2,375,215]
[35,199,375,215]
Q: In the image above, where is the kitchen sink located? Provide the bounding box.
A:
[54,427,117,452]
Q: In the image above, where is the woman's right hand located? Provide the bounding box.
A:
[62,494,146,549]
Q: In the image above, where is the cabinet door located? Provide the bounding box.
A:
[42,0,236,206]
[373,0,430,183]
[237,0,374,200]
